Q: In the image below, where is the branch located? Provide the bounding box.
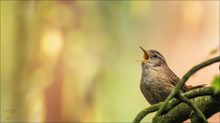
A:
[153,56,220,122]
[133,87,214,123]
[176,94,207,123]
[133,103,162,123]
[154,93,220,123]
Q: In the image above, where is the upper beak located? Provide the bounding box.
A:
[139,46,149,62]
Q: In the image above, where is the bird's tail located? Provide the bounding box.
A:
[187,84,206,91]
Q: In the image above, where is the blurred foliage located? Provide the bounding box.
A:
[212,75,220,94]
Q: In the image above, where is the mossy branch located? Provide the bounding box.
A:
[154,93,220,123]
[154,56,220,122]
[133,56,220,123]
[133,87,216,123]
[176,94,207,123]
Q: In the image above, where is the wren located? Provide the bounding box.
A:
[139,47,205,104]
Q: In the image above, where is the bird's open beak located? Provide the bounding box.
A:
[139,46,149,63]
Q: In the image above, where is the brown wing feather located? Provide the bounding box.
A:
[169,73,188,92]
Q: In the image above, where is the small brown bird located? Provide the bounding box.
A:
[139,47,205,104]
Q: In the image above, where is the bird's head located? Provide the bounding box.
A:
[139,47,167,70]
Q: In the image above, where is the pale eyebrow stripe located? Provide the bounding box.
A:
[150,50,166,63]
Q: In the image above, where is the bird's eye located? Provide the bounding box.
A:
[153,54,157,58]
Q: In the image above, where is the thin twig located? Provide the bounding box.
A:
[133,103,162,123]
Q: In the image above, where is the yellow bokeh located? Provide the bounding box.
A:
[40,28,63,58]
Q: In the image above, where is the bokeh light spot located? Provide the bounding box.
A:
[41,28,63,57]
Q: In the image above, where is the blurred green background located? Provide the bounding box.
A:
[1,1,219,122]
